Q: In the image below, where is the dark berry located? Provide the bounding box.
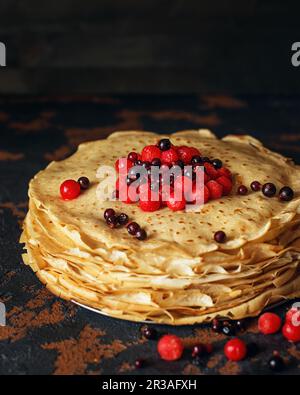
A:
[214,230,226,243]
[128,167,140,180]
[117,213,129,226]
[262,183,277,197]
[279,186,294,202]
[212,319,222,333]
[200,156,211,163]
[104,208,115,220]
[191,155,202,165]
[175,159,185,169]
[250,180,261,191]
[184,167,196,180]
[192,344,204,358]
[151,158,161,167]
[268,355,284,372]
[222,323,235,336]
[141,325,157,340]
[212,159,223,169]
[135,159,143,166]
[237,185,248,195]
[77,176,90,190]
[136,228,147,240]
[158,138,171,151]
[235,320,245,332]
[127,222,140,235]
[128,151,138,162]
[135,359,144,369]
[106,215,118,228]
[142,161,151,170]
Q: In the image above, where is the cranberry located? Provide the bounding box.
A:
[106,215,118,228]
[135,159,143,166]
[128,152,138,162]
[250,181,261,191]
[212,159,223,169]
[262,183,276,197]
[104,208,115,220]
[212,319,222,333]
[158,138,171,151]
[117,213,129,225]
[60,179,81,200]
[258,312,281,335]
[136,228,147,240]
[268,355,284,371]
[237,185,248,195]
[224,338,247,361]
[200,156,211,163]
[175,159,185,169]
[214,230,226,243]
[77,176,90,190]
[142,161,151,170]
[222,322,235,336]
[157,334,184,361]
[236,320,245,332]
[127,222,140,235]
[279,186,294,201]
[282,322,300,342]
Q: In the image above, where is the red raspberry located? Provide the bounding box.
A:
[286,307,300,325]
[218,167,232,179]
[157,334,184,361]
[194,167,210,184]
[139,183,161,211]
[161,148,179,165]
[216,176,232,195]
[186,184,210,204]
[174,175,193,196]
[166,192,186,211]
[177,146,201,165]
[206,180,223,200]
[60,180,81,200]
[139,199,161,212]
[224,338,247,361]
[204,162,219,179]
[258,312,282,335]
[141,145,162,162]
[115,158,133,174]
[282,322,300,342]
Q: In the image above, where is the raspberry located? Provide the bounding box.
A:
[218,167,232,179]
[206,180,223,200]
[286,307,300,325]
[139,183,161,211]
[282,322,300,342]
[216,176,232,195]
[139,199,161,212]
[258,312,282,335]
[166,191,186,211]
[115,158,133,174]
[60,180,81,200]
[174,175,193,196]
[204,162,219,179]
[177,146,201,165]
[141,145,162,162]
[157,334,184,361]
[161,148,179,165]
[186,184,210,204]
[224,338,247,361]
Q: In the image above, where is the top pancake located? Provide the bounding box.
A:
[28,130,300,258]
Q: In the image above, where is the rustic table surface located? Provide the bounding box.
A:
[0,94,300,375]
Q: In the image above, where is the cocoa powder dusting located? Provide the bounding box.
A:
[207,354,222,369]
[42,325,127,374]
[182,363,202,375]
[219,360,241,375]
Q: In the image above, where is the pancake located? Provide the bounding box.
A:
[20,130,300,324]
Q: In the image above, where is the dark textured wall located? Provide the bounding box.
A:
[0,0,299,94]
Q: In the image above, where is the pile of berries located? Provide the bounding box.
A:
[60,177,90,200]
[115,138,233,212]
[258,308,300,342]
[104,208,147,240]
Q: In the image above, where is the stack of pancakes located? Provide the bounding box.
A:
[20,130,300,324]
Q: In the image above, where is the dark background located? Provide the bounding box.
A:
[0,0,300,94]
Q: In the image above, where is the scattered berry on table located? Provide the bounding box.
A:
[140,325,157,340]
[214,230,226,243]
[135,359,144,369]
[157,334,184,361]
[282,322,300,342]
[191,344,204,358]
[224,338,247,361]
[258,312,282,335]
[268,355,285,371]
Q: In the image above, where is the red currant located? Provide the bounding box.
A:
[224,338,247,361]
[141,145,162,162]
[157,334,184,361]
[282,322,300,342]
[286,307,300,325]
[258,312,282,335]
[60,179,81,200]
